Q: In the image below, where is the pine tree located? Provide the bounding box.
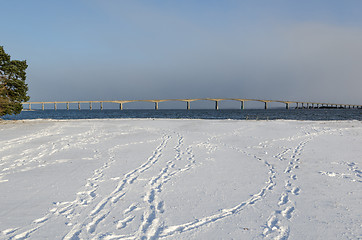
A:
[0,46,29,116]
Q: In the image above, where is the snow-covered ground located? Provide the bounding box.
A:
[0,119,361,240]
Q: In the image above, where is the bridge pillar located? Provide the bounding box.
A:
[264,102,268,110]
[241,101,244,110]
[54,103,57,110]
[285,103,289,109]
[317,104,319,108]
[186,101,190,110]
[28,103,31,110]
[78,102,81,110]
[296,102,299,109]
[89,102,92,110]
[307,103,309,109]
[67,103,69,110]
[100,102,103,110]
[120,103,123,110]
[155,102,159,110]
[42,103,44,110]
[215,101,219,110]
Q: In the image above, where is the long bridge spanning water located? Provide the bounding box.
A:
[23,98,362,110]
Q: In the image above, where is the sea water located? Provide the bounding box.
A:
[2,109,361,121]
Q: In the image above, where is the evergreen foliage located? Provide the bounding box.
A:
[0,46,29,116]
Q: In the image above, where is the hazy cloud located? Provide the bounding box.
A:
[3,1,361,105]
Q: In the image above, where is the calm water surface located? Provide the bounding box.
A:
[3,109,361,121]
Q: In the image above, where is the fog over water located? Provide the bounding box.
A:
[2,1,362,106]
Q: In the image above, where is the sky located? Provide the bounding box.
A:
[1,0,362,106]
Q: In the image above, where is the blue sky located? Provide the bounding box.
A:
[2,0,362,105]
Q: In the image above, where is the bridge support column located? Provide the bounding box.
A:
[119,103,123,110]
[28,103,31,110]
[78,102,81,110]
[155,102,159,110]
[54,103,57,110]
[241,101,244,110]
[285,103,289,109]
[67,103,69,110]
[215,101,219,110]
[317,104,319,108]
[100,102,103,110]
[302,103,304,109]
[42,103,44,110]
[89,102,92,110]
[186,101,190,110]
[264,102,268,110]
[296,102,299,109]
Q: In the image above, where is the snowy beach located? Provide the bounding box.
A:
[0,119,361,239]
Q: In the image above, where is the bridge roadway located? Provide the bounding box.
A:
[22,98,362,110]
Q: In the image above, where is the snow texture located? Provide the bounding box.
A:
[0,119,361,240]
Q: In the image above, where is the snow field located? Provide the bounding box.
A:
[0,119,361,239]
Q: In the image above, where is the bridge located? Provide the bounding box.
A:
[22,98,362,110]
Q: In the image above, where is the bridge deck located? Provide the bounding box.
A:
[22,98,362,110]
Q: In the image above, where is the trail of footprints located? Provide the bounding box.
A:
[318,161,362,183]
[263,128,326,240]
[4,129,200,240]
[2,124,340,240]
[4,124,278,240]
[1,125,163,239]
